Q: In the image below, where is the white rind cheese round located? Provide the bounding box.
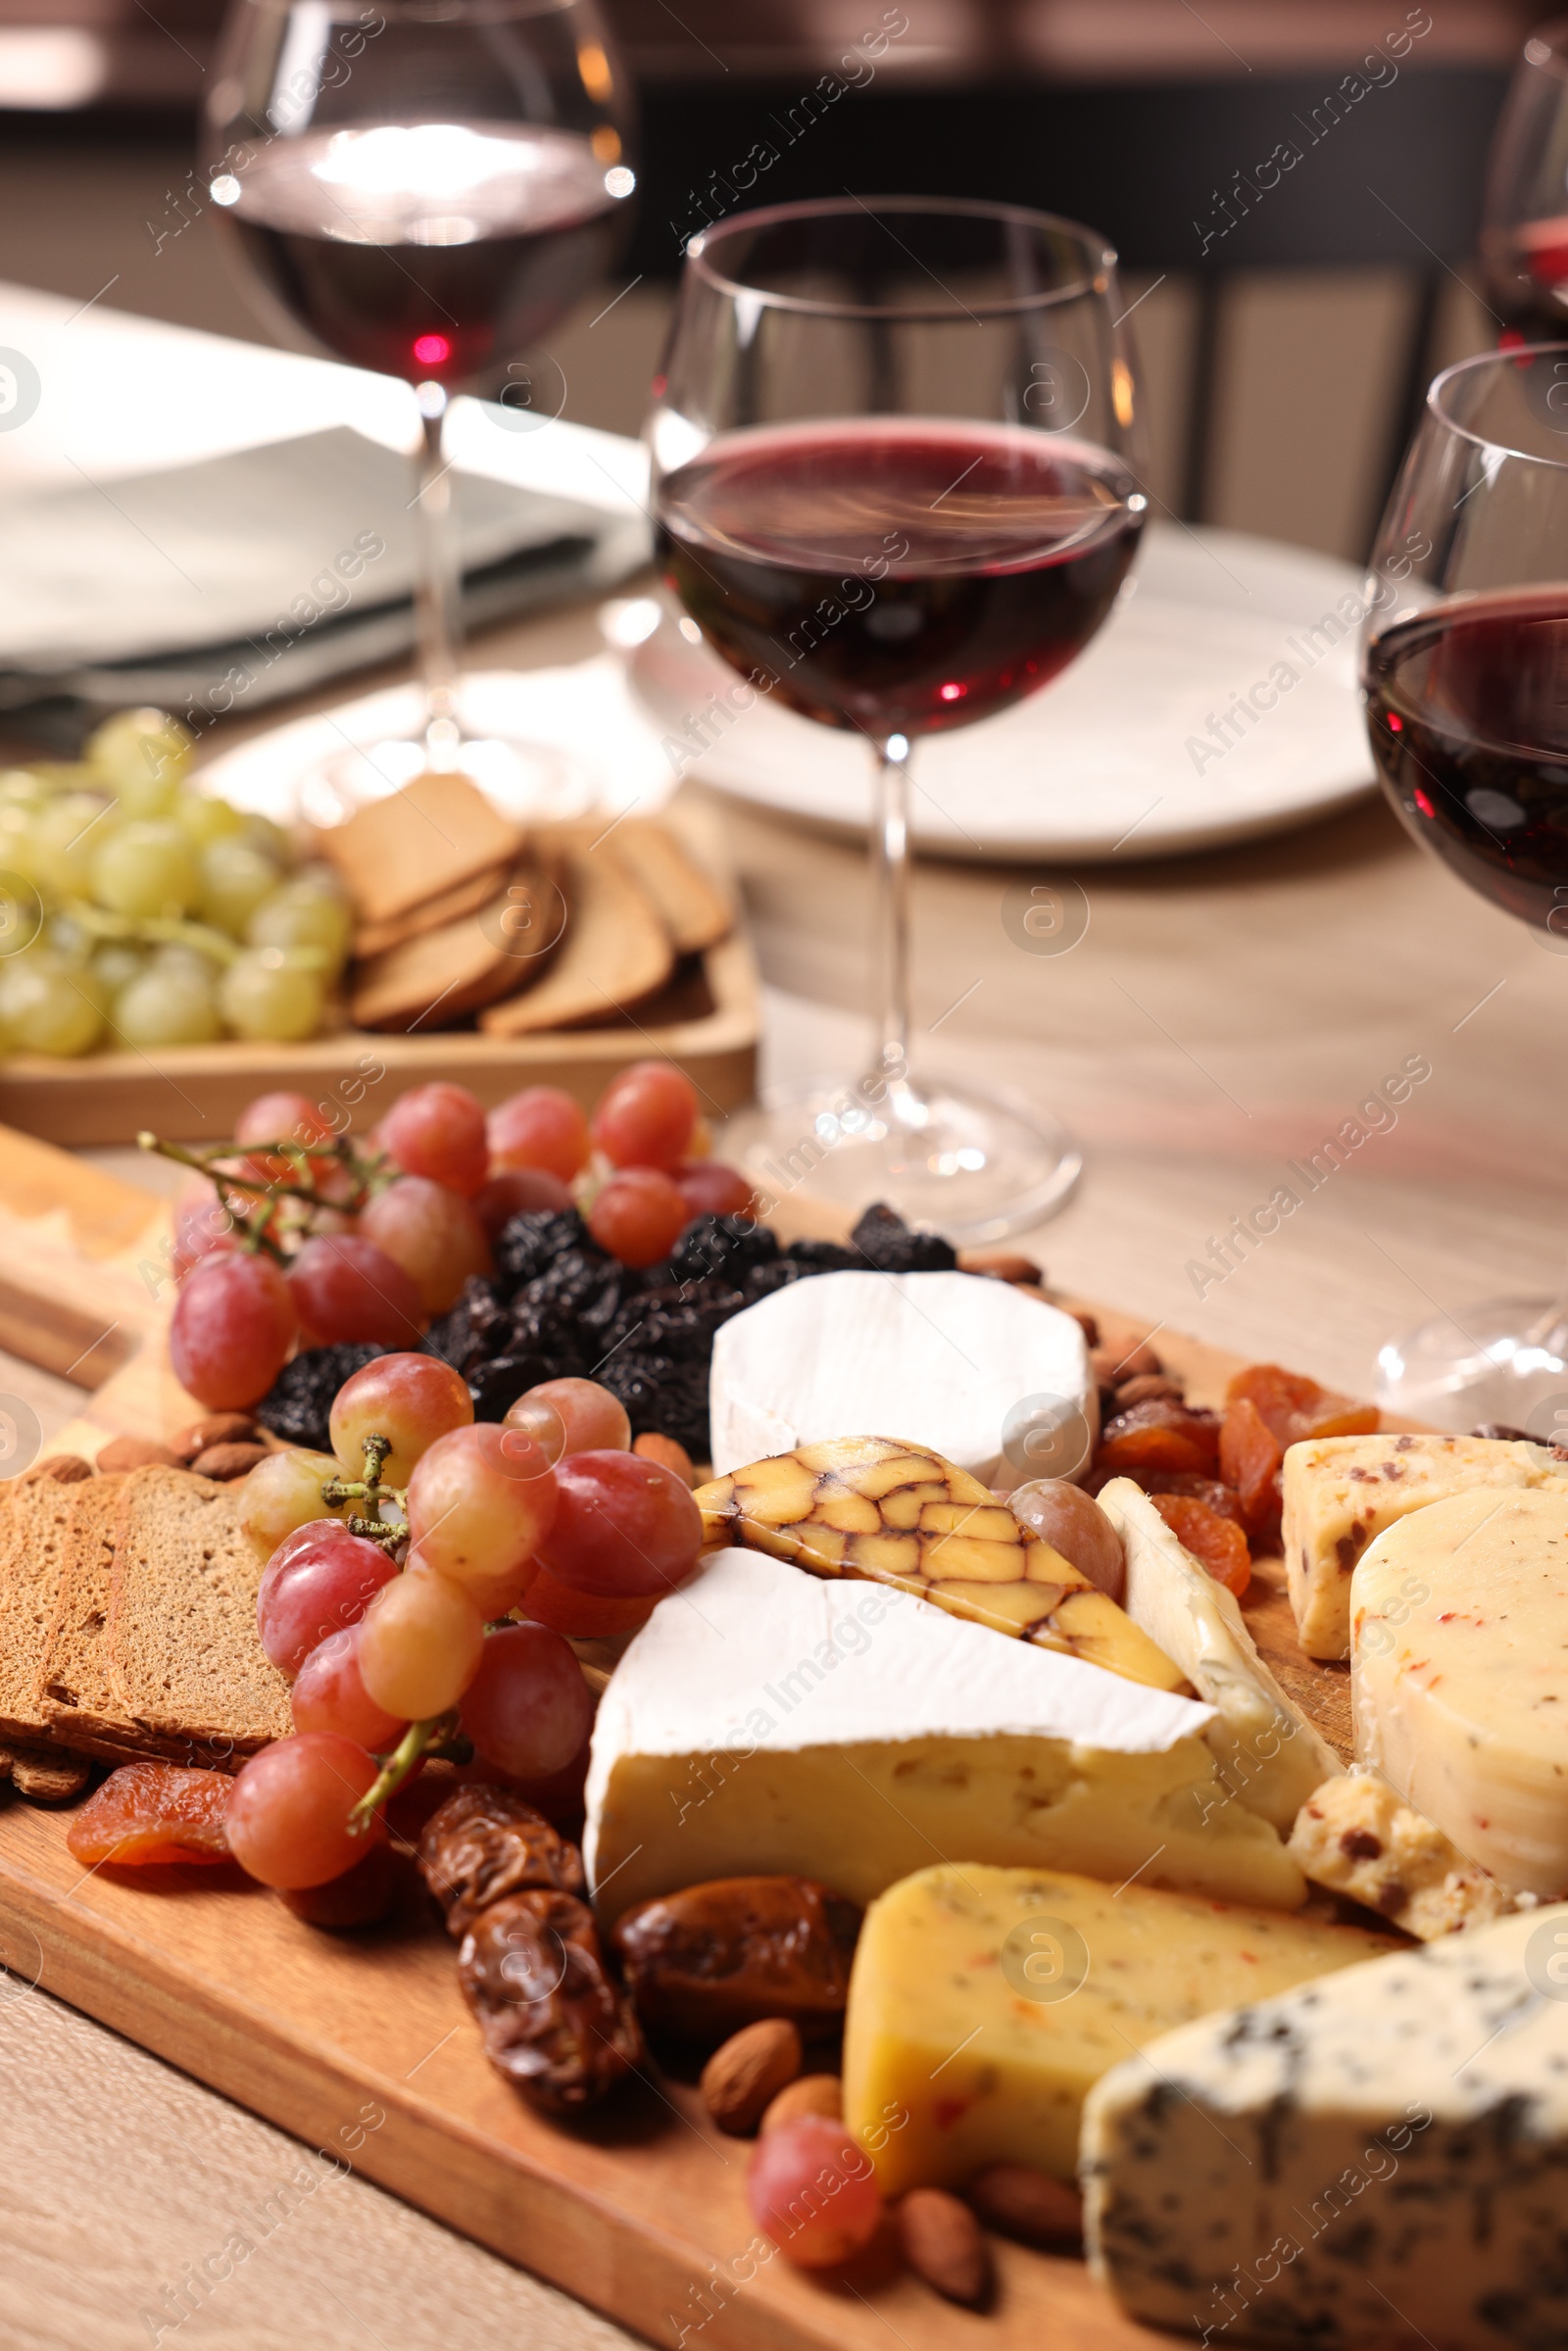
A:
[707,1268,1095,1487]
[1351,1485,1568,1895]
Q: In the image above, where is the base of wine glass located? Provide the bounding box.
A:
[718,1073,1081,1246]
[299,727,594,827]
[1375,1296,1568,1436]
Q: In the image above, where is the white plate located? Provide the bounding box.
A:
[625,523,1377,861]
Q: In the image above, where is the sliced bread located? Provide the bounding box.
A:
[107,1467,292,1753]
[33,1471,167,1762]
[616,819,732,954]
[479,833,674,1036]
[0,1458,97,1742]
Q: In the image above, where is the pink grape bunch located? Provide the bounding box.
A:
[162,1064,759,1412]
[226,1354,703,1893]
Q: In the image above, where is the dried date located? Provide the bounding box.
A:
[460,1889,644,2113]
[418,1785,584,1937]
[611,1875,860,2040]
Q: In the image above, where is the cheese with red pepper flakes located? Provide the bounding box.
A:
[1287,1769,1515,1938]
[1352,1485,1568,1895]
[840,1863,1398,2195]
[1282,1432,1568,1661]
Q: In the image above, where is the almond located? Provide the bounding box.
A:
[95,1437,179,1474]
[1092,1337,1162,1388]
[967,2162,1083,2248]
[898,2187,992,2307]
[172,1413,260,1464]
[700,2018,802,2135]
[760,2074,842,2134]
[1113,1372,1185,1409]
[957,1247,1044,1286]
[190,1442,270,1483]
[632,1431,698,1486]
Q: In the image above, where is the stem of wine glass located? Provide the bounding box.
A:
[868,731,912,1101]
[413,382,462,771]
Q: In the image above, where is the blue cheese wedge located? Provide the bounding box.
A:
[707,1269,1095,1486]
[1282,1432,1568,1660]
[1082,1903,1568,2349]
[1099,1478,1343,1833]
[1352,1485,1568,1895]
[583,1547,1306,1925]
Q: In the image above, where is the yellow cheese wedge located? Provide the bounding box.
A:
[695,1435,1187,1692]
[842,1863,1400,2194]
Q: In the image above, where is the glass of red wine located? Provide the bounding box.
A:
[1365,344,1568,1429]
[649,198,1145,1239]
[203,0,635,805]
[1482,17,1568,342]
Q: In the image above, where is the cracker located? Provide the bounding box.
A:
[480,833,674,1037]
[353,860,512,958]
[615,819,732,954]
[316,772,525,925]
[349,864,554,1033]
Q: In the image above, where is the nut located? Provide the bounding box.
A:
[760,2074,842,2134]
[191,1441,270,1482]
[898,2188,993,2307]
[632,1431,698,1486]
[967,2162,1083,2248]
[1092,1338,1162,1389]
[172,1412,260,1463]
[701,2018,802,2135]
[957,1248,1043,1286]
[1061,1304,1100,1347]
[95,1437,179,1474]
[1113,1372,1185,1410]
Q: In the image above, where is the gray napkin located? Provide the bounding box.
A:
[0,425,649,722]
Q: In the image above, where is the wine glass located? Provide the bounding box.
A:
[648,197,1145,1241]
[203,0,635,807]
[1481,16,1568,342]
[1364,345,1568,1431]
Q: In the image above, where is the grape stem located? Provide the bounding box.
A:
[348,1709,456,1833]
[324,1437,405,1551]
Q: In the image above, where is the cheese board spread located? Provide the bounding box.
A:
[0,1079,1565,2351]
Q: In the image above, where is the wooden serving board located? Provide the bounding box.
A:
[0,1130,1358,2351]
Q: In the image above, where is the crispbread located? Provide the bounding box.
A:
[316,773,525,924]
[0,1460,96,1742]
[349,863,555,1032]
[353,859,511,958]
[615,819,732,954]
[480,833,674,1036]
[106,1467,292,1751]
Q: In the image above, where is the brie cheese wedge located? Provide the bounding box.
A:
[1099,1478,1343,1833]
[708,1269,1095,1488]
[584,1547,1305,1924]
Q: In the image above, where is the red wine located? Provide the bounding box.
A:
[1483,217,1568,341]
[657,420,1143,738]
[1364,591,1568,925]
[219,122,627,384]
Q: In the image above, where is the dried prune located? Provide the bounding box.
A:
[426,1278,511,1376]
[670,1212,779,1284]
[255,1342,389,1448]
[418,1784,585,1936]
[611,1874,861,2039]
[851,1202,957,1273]
[468,1352,557,1420]
[787,1240,863,1273]
[493,1208,601,1294]
[461,1888,644,2111]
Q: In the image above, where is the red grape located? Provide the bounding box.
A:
[328,1351,472,1485]
[457,1623,592,1780]
[233,1090,334,1187]
[535,1450,703,1598]
[503,1377,630,1465]
[172,1174,240,1281]
[238,1453,347,1554]
[588,1168,689,1268]
[291,1625,408,1750]
[358,1569,484,1719]
[518,1564,657,1638]
[226,1733,384,1889]
[590,1060,700,1171]
[382,1082,489,1197]
[257,1526,400,1675]
[472,1165,572,1238]
[746,2118,883,2268]
[488,1085,590,1180]
[287,1233,424,1347]
[170,1249,298,1409]
[360,1175,490,1314]
[404,1424,557,1601]
[675,1159,759,1219]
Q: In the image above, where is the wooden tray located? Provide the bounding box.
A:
[0,1130,1353,2351]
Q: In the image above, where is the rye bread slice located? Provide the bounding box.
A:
[479,833,674,1036]
[0,1460,97,1742]
[107,1467,292,1752]
[35,1472,139,1746]
[616,819,732,955]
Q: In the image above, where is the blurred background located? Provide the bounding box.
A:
[0,0,1540,562]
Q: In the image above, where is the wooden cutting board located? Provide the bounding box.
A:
[0,1124,1356,2351]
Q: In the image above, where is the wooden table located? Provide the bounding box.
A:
[2,586,1562,2351]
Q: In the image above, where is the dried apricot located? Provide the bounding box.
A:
[1117,1470,1248,1525]
[1218,1396,1285,1533]
[1225,1364,1377,1447]
[1095,1397,1220,1477]
[66,1762,231,1868]
[1151,1494,1251,1597]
